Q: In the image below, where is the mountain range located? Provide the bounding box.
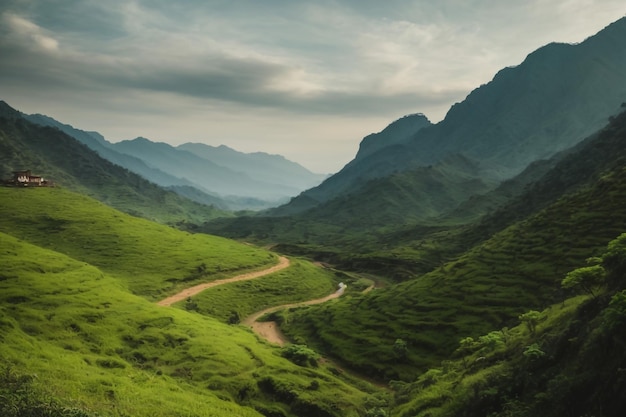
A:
[21,113,327,211]
[273,16,626,215]
[2,16,626,417]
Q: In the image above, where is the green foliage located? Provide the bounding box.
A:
[0,217,373,416]
[186,259,338,323]
[280,345,320,367]
[518,310,542,335]
[0,366,98,417]
[0,187,275,299]
[522,343,545,360]
[392,339,408,360]
[602,290,626,331]
[602,232,626,281]
[561,265,606,298]
[277,159,626,380]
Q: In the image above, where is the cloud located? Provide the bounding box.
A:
[1,0,625,172]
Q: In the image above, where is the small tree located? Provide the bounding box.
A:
[519,310,542,335]
[561,265,606,298]
[392,338,408,360]
[523,343,546,360]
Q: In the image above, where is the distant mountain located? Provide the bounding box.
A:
[109,138,317,205]
[0,101,226,224]
[177,142,327,193]
[281,17,626,212]
[23,114,326,210]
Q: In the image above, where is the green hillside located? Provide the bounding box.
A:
[0,106,226,225]
[272,112,626,381]
[390,233,626,417]
[0,187,273,300]
[0,187,379,416]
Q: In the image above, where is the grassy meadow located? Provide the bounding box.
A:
[0,187,380,416]
[180,259,341,323]
[0,187,275,300]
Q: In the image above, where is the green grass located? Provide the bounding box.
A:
[0,231,376,417]
[0,187,275,300]
[181,259,341,322]
[277,165,626,381]
[0,187,385,416]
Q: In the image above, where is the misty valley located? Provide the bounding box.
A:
[2,16,626,417]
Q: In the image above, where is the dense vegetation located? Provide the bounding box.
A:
[268,111,626,381]
[0,188,379,417]
[3,20,626,417]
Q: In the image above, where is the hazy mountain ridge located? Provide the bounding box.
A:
[280,17,626,212]
[178,142,328,191]
[22,112,326,210]
[0,101,226,224]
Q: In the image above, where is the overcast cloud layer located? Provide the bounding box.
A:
[1,1,624,173]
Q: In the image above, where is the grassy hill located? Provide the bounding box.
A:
[0,187,379,417]
[0,104,226,225]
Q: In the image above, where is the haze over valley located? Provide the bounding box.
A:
[2,4,626,417]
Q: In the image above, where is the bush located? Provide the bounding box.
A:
[280,345,320,367]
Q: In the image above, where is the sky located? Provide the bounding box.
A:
[1,1,624,173]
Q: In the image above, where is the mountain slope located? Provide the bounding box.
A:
[110,138,307,202]
[275,109,626,380]
[178,142,327,190]
[23,112,325,210]
[281,17,626,211]
[0,188,372,416]
[0,101,225,224]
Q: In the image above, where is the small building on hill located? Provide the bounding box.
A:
[4,170,51,187]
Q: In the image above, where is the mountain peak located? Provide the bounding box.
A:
[0,100,22,119]
[355,113,432,161]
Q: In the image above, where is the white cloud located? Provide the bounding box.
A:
[1,0,625,172]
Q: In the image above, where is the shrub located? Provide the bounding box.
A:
[280,345,319,367]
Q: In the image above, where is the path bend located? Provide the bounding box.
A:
[157,256,290,307]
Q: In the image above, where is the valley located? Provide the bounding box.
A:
[2,15,626,417]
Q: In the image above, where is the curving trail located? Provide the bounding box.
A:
[242,284,347,346]
[157,256,290,307]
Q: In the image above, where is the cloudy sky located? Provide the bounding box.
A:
[1,1,624,173]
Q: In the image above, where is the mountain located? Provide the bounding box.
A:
[177,142,327,192]
[0,101,225,224]
[23,113,326,210]
[280,17,626,212]
[276,107,626,381]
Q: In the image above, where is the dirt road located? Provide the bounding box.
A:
[157,256,290,307]
[242,284,347,346]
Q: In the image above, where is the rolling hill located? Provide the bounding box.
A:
[0,186,376,417]
[0,101,227,224]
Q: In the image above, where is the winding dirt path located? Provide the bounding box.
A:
[242,284,347,346]
[157,256,290,307]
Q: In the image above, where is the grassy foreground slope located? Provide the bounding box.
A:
[0,232,374,417]
[390,233,626,417]
[0,188,380,416]
[0,187,275,300]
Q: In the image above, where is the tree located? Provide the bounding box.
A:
[561,265,606,298]
[393,338,408,360]
[602,233,626,281]
[519,310,542,335]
